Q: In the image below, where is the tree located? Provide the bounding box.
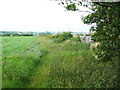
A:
[60,1,120,61]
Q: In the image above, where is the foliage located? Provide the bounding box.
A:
[77,34,84,36]
[2,36,119,88]
[64,3,77,11]
[83,2,120,61]
[60,1,120,61]
[28,36,118,88]
[71,37,81,42]
[52,32,73,43]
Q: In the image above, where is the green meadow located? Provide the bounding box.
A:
[2,36,119,88]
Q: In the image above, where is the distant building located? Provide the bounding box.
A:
[71,32,84,37]
[85,36,92,43]
[80,36,92,43]
[72,34,77,37]
[10,34,13,36]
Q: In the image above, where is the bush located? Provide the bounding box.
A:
[52,32,73,43]
[71,37,81,42]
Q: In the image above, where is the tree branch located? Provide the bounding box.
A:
[93,2,112,8]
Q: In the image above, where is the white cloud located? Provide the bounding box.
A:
[0,0,91,32]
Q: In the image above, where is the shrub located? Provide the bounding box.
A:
[71,37,81,42]
[52,32,73,43]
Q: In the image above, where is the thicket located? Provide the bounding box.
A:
[52,32,73,43]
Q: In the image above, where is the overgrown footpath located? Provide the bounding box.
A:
[27,36,118,88]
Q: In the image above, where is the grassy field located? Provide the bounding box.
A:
[2,36,42,88]
[2,36,35,55]
[2,36,119,88]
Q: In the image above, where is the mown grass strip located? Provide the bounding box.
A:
[2,36,42,88]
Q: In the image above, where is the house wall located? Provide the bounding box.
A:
[80,36,92,43]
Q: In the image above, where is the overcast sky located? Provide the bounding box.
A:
[0,0,92,32]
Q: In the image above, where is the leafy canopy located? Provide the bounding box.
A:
[60,1,120,61]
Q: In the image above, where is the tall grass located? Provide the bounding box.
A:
[47,40,118,88]
[2,36,119,88]
[28,37,118,88]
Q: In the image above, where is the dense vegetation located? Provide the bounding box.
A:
[83,2,120,61]
[60,1,120,61]
[52,32,73,43]
[2,36,119,88]
[2,1,120,88]
[52,32,81,42]
[60,1,120,87]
